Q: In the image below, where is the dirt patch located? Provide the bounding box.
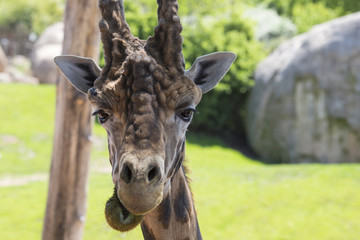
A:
[0,173,47,187]
[0,135,19,145]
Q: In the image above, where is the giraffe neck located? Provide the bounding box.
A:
[140,166,202,240]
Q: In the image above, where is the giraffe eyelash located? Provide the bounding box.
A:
[179,108,198,122]
[92,110,110,124]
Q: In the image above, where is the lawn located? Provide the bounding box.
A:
[1,83,360,240]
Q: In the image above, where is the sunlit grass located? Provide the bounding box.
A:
[0,83,55,174]
[1,83,360,240]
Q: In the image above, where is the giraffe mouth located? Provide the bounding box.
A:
[104,187,144,232]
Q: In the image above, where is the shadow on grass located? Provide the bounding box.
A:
[186,132,260,161]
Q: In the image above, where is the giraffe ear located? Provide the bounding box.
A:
[185,52,236,94]
[54,55,101,94]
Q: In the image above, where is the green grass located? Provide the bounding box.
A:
[0,84,55,174]
[1,83,360,240]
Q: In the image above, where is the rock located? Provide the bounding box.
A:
[0,55,38,84]
[31,22,63,84]
[0,71,38,84]
[247,13,360,163]
[8,55,39,84]
[10,55,31,72]
[0,72,12,83]
[0,45,8,72]
[10,71,39,84]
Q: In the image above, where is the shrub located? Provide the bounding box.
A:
[292,2,341,33]
[255,0,360,16]
[0,0,63,35]
[251,0,360,34]
[0,0,63,55]
[181,10,266,138]
[101,1,266,139]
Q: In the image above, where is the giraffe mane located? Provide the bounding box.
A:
[97,0,184,88]
[145,0,184,72]
[98,0,144,83]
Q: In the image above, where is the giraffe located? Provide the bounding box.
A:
[54,0,236,239]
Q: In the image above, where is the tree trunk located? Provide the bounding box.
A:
[42,0,100,239]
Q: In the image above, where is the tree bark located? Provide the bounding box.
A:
[42,0,100,239]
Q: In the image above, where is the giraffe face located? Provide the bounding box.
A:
[54,50,235,231]
[88,51,202,216]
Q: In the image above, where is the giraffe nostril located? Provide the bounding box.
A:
[147,166,159,183]
[120,164,132,184]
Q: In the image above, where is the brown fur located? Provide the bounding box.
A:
[93,0,203,238]
[142,166,202,240]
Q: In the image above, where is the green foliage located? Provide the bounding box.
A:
[254,0,360,33]
[100,1,266,138]
[0,0,63,35]
[292,2,341,33]
[257,0,360,16]
[181,9,265,137]
[124,1,157,40]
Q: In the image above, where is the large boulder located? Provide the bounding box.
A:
[247,13,360,163]
[31,22,63,84]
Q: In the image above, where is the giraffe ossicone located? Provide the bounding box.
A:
[55,0,235,238]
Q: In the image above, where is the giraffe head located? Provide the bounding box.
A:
[55,0,235,232]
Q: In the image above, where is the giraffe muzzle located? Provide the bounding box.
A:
[117,154,165,215]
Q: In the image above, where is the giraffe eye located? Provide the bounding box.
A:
[92,110,109,124]
[179,108,197,122]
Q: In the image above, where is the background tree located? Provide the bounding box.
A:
[42,0,99,239]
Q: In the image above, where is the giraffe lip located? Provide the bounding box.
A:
[117,196,131,220]
[116,193,145,220]
[114,189,143,220]
[105,187,144,231]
